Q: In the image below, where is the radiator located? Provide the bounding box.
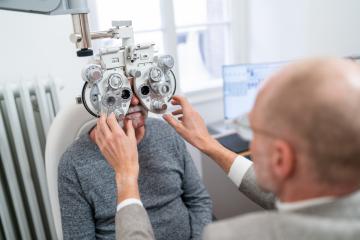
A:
[0,77,60,240]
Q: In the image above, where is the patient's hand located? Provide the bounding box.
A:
[94,113,140,202]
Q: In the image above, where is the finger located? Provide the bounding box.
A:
[107,113,125,136]
[92,126,99,142]
[163,114,184,133]
[170,95,182,106]
[172,109,183,115]
[172,95,190,107]
[95,120,104,139]
[171,101,180,107]
[94,126,104,146]
[171,99,180,105]
[124,119,135,138]
[171,96,193,114]
[98,114,111,138]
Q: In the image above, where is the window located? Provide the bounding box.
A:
[89,0,231,93]
[173,0,230,92]
[89,0,164,52]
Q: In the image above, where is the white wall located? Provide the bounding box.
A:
[0,10,89,107]
[248,0,307,63]
[247,0,360,63]
[304,0,360,57]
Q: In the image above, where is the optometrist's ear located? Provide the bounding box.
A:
[270,139,296,181]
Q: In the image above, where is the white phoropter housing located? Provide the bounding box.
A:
[81,21,177,119]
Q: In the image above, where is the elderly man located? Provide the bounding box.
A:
[97,58,360,240]
[58,79,212,240]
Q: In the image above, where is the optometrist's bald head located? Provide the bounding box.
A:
[253,58,360,187]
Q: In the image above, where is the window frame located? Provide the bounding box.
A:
[160,0,232,93]
[90,0,249,94]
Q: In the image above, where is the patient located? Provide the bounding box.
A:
[58,82,212,240]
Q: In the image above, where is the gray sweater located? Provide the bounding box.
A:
[58,118,212,240]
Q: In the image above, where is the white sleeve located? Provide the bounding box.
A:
[116,198,143,212]
[228,156,253,187]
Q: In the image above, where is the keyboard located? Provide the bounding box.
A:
[216,133,249,153]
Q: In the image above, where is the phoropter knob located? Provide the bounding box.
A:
[108,74,123,90]
[152,82,171,96]
[158,55,174,69]
[114,109,125,120]
[82,64,103,84]
[149,67,163,82]
[152,100,167,111]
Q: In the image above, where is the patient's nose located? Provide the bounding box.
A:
[131,93,140,106]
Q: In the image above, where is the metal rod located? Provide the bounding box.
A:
[91,31,114,40]
[72,13,92,49]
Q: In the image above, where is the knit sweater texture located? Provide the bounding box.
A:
[58,118,212,240]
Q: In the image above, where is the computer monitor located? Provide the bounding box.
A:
[222,62,286,120]
[222,56,360,120]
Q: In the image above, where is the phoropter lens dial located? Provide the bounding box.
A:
[108,73,123,90]
[149,67,163,82]
[82,64,103,84]
[158,55,174,69]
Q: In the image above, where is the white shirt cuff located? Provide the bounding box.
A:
[116,198,143,212]
[228,156,253,187]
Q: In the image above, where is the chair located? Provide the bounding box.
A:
[45,103,96,240]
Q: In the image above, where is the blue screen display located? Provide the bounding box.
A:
[222,62,286,119]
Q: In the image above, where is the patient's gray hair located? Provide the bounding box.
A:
[260,58,360,185]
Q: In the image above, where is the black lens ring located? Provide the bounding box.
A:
[82,82,100,118]
[167,70,176,102]
[140,84,151,96]
[119,87,133,102]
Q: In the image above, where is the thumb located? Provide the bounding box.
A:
[163,114,183,133]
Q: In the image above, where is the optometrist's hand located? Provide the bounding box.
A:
[163,95,214,152]
[94,113,140,202]
[163,95,238,173]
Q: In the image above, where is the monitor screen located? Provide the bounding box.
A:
[222,62,286,120]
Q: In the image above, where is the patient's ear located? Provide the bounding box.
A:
[271,139,296,181]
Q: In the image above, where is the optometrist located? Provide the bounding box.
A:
[98,58,360,240]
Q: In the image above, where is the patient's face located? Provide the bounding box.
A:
[125,79,148,129]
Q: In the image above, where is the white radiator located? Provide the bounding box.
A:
[0,77,60,240]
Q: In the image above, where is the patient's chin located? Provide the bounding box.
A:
[125,111,147,129]
[131,117,145,129]
[125,115,146,129]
